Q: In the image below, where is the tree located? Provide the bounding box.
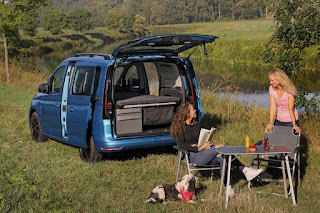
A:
[20,9,39,36]
[264,0,320,113]
[44,10,68,35]
[120,13,134,32]
[104,10,122,30]
[0,0,51,84]
[68,8,93,32]
[264,0,320,75]
[133,14,147,32]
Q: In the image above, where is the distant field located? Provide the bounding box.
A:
[34,19,276,42]
[148,19,276,41]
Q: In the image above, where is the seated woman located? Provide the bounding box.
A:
[170,103,263,197]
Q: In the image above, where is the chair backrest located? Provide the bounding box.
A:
[265,126,300,158]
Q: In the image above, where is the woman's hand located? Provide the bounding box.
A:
[293,125,301,134]
[266,123,273,130]
[215,144,224,149]
[198,141,211,151]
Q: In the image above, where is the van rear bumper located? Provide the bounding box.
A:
[94,134,176,152]
[92,120,176,152]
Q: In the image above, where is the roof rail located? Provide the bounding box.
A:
[74,53,111,60]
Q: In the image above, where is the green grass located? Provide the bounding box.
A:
[0,19,319,211]
[148,19,276,42]
[0,78,319,212]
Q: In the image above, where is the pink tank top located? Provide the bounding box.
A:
[269,86,299,122]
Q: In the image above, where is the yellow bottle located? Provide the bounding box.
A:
[245,135,250,149]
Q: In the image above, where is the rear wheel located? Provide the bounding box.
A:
[30,112,48,142]
[79,136,103,162]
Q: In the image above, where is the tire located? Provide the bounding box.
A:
[79,136,103,163]
[30,112,48,142]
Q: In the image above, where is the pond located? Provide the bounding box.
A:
[36,40,319,110]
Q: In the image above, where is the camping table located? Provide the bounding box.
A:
[216,145,296,208]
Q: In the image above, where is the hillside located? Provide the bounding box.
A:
[41,0,274,27]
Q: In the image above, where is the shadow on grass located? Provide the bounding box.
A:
[195,183,208,197]
[103,145,177,161]
[295,132,309,202]
[85,33,115,43]
[200,113,223,129]
[62,34,92,43]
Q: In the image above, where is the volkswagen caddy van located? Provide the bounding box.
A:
[29,34,217,162]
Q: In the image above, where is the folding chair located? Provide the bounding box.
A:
[174,145,220,182]
[251,126,302,189]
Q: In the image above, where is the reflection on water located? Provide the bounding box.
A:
[214,91,319,112]
[218,91,270,108]
[192,58,272,92]
[36,40,127,74]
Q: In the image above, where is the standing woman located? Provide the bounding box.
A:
[170,103,263,197]
[263,68,301,178]
[266,68,301,133]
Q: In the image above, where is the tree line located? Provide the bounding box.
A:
[1,0,319,87]
[43,9,147,35]
[46,0,277,27]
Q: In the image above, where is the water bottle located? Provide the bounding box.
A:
[264,136,269,151]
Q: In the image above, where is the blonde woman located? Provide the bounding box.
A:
[266,68,301,133]
[263,68,301,179]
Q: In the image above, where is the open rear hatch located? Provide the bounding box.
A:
[110,34,217,137]
[112,34,217,58]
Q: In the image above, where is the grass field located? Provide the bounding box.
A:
[148,19,276,41]
[0,70,319,212]
[1,19,319,212]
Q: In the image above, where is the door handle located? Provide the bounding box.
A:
[69,107,74,112]
[56,104,60,108]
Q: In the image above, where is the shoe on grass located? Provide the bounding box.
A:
[243,167,263,181]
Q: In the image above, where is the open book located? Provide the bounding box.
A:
[197,127,216,147]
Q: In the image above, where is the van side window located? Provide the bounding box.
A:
[72,66,96,96]
[125,65,139,88]
[48,66,66,93]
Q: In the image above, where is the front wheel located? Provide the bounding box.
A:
[79,136,103,163]
[30,112,48,142]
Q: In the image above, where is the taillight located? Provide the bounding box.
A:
[103,79,112,119]
[187,76,195,107]
[101,147,123,150]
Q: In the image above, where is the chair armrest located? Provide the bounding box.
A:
[254,140,263,146]
[293,144,303,153]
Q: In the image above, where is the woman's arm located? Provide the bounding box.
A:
[176,134,198,152]
[288,96,301,133]
[266,94,276,130]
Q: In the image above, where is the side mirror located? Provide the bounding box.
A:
[38,83,48,93]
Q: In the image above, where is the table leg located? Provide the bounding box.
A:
[219,155,226,196]
[285,155,297,206]
[225,155,232,208]
[280,154,288,199]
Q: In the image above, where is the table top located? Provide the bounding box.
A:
[216,145,292,155]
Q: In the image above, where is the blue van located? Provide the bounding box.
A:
[29,34,217,162]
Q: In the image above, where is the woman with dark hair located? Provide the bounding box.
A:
[170,103,263,197]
